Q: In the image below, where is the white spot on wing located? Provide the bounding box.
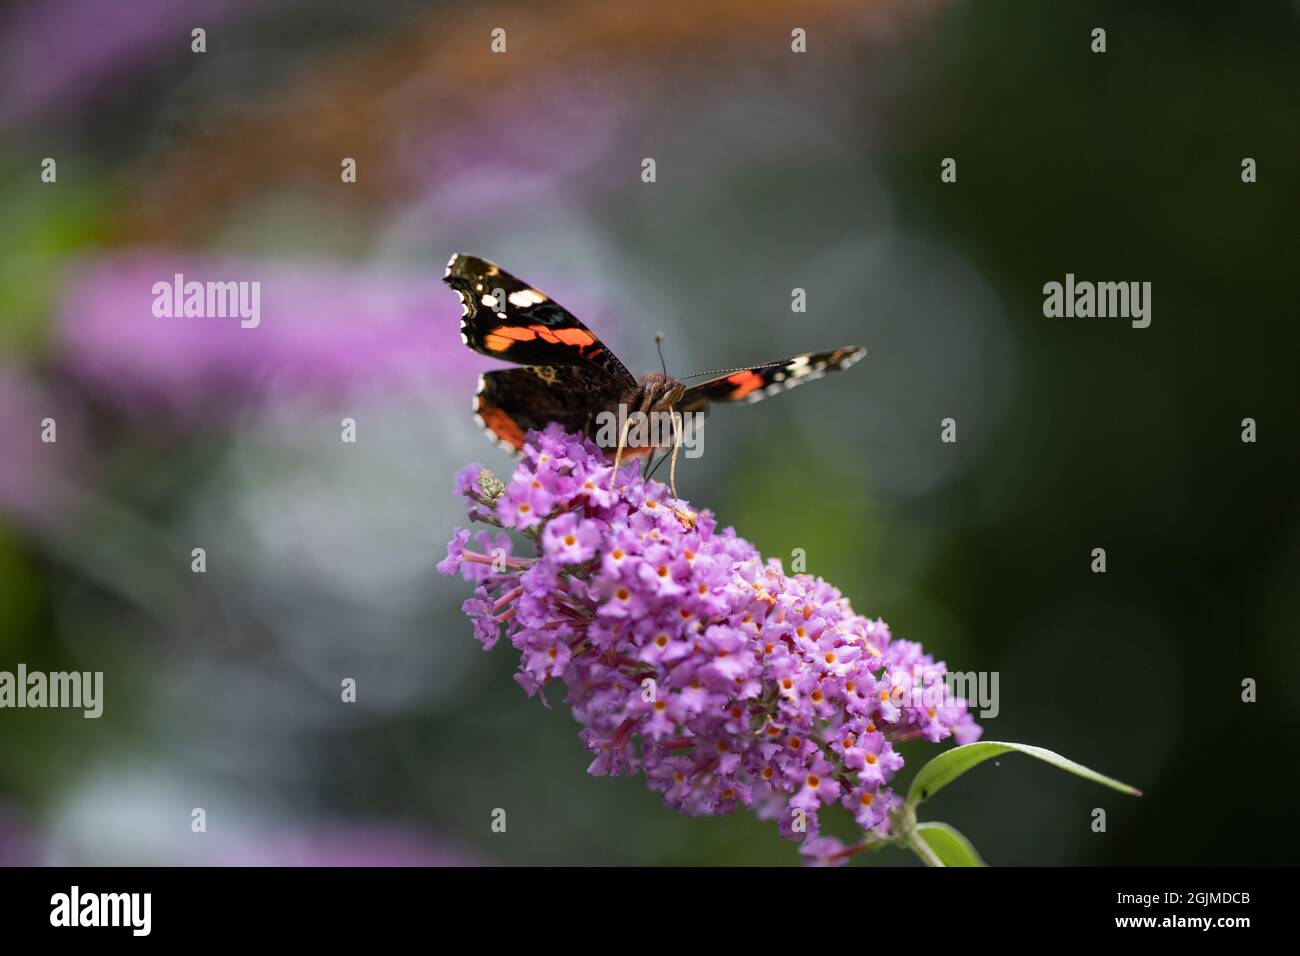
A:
[507,288,547,307]
[840,348,865,369]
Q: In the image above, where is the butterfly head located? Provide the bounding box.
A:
[631,372,686,415]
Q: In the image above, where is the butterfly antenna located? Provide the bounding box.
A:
[644,409,684,494]
[680,358,790,381]
[655,331,669,378]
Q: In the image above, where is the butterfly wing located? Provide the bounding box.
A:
[473,366,624,453]
[679,346,865,411]
[443,253,636,389]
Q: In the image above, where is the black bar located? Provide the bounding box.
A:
[0,866,1286,941]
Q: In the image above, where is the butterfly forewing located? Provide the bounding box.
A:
[680,346,865,408]
[443,254,636,388]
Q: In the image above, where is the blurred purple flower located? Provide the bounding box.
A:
[400,72,649,218]
[0,0,259,128]
[55,252,480,418]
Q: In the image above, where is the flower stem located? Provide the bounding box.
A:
[905,829,944,867]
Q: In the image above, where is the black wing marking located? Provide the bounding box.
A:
[443,253,636,389]
[680,346,865,410]
[473,365,624,453]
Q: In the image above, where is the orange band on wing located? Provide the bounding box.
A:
[484,326,539,352]
[552,328,596,347]
[726,370,764,399]
[525,325,596,348]
[484,325,596,353]
[479,404,526,449]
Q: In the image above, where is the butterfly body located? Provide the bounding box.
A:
[443,254,864,456]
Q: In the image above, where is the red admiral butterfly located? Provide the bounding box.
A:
[443,254,864,478]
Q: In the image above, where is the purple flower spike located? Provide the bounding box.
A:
[440,425,981,865]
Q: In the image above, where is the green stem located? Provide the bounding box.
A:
[905,829,945,867]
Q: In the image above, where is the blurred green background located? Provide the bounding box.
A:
[1,0,1296,865]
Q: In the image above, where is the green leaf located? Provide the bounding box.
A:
[914,822,987,867]
[907,740,1142,808]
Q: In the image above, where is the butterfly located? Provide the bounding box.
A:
[443,253,864,477]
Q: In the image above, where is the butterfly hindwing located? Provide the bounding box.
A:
[443,254,636,388]
[681,346,865,409]
[473,365,624,453]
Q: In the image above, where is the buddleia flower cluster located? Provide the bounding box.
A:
[438,424,982,865]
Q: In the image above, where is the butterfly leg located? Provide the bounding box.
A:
[668,409,683,499]
[667,411,697,529]
[608,411,635,491]
[643,445,672,482]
